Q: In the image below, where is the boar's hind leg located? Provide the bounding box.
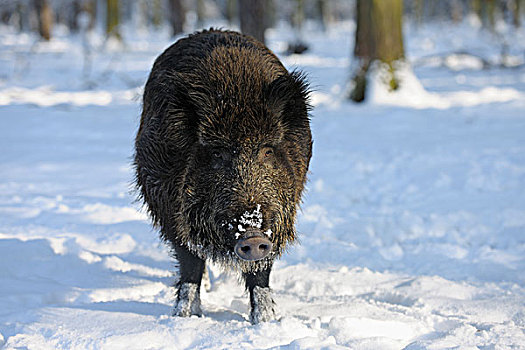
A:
[244,266,277,324]
[173,245,205,317]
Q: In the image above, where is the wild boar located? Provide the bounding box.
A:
[135,29,312,324]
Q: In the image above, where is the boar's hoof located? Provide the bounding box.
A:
[173,282,202,317]
[235,236,273,261]
[249,286,277,324]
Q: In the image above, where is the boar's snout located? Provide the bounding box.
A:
[234,235,273,261]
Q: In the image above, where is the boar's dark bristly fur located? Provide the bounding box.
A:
[135,29,312,323]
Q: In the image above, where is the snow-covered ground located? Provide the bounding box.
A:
[1,20,524,349]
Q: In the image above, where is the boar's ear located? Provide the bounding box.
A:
[166,71,216,130]
[167,71,216,119]
[266,70,311,128]
[152,71,210,148]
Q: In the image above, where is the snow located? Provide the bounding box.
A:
[224,205,267,239]
[238,205,264,230]
[366,61,525,109]
[1,21,525,349]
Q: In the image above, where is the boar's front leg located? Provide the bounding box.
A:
[244,265,277,324]
[173,245,205,317]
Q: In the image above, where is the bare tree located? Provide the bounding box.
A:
[471,0,497,31]
[287,0,309,54]
[84,0,97,31]
[511,0,522,27]
[226,0,238,25]
[106,0,121,39]
[239,0,267,43]
[197,0,206,27]
[34,0,53,40]
[316,0,330,31]
[168,0,184,36]
[152,0,163,29]
[451,0,464,23]
[1,2,14,26]
[349,0,405,102]
[67,0,82,32]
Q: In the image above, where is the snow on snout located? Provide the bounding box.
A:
[226,205,273,239]
[239,204,263,229]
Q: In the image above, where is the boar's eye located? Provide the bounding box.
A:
[264,148,274,157]
[260,146,276,164]
[210,148,230,169]
[212,149,222,159]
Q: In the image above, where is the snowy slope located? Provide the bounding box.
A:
[1,22,524,349]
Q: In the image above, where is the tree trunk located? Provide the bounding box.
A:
[316,0,329,31]
[168,0,184,36]
[139,0,148,30]
[106,0,121,39]
[512,0,521,28]
[16,2,29,32]
[471,0,496,30]
[239,0,267,44]
[196,0,206,27]
[1,6,13,25]
[226,0,237,25]
[349,0,404,102]
[266,0,276,29]
[414,0,424,27]
[471,0,482,20]
[486,0,496,31]
[34,0,53,41]
[152,0,163,29]
[68,0,82,32]
[451,0,463,23]
[293,0,305,33]
[85,0,97,31]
